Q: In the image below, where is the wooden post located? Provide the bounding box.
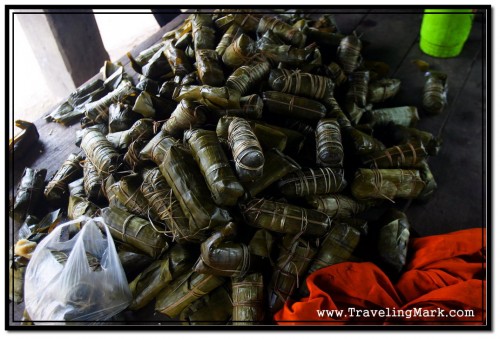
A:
[16,9,109,97]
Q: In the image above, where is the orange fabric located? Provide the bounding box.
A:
[274,228,486,325]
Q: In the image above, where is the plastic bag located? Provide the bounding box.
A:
[24,216,132,323]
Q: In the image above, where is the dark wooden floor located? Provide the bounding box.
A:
[9,9,487,325]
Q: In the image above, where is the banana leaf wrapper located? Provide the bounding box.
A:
[194,223,260,277]
[103,175,125,210]
[268,69,335,101]
[348,217,370,236]
[136,75,160,94]
[363,142,428,169]
[416,160,437,202]
[243,148,300,197]
[141,46,172,81]
[139,130,181,165]
[316,118,343,167]
[306,194,367,220]
[161,99,208,138]
[164,40,192,77]
[132,91,177,120]
[248,229,275,259]
[195,49,225,86]
[108,102,141,133]
[185,45,195,59]
[85,81,136,123]
[344,100,369,125]
[217,94,264,120]
[9,254,29,303]
[129,243,196,310]
[326,61,347,87]
[102,60,134,90]
[10,120,40,160]
[216,116,287,152]
[45,79,109,125]
[222,34,257,68]
[107,173,159,221]
[323,97,351,128]
[101,206,168,258]
[257,16,306,47]
[68,178,85,198]
[308,223,360,275]
[423,71,447,115]
[278,167,347,198]
[306,28,344,48]
[106,118,155,151]
[298,222,360,296]
[185,129,244,206]
[179,71,199,86]
[44,153,83,206]
[232,13,262,32]
[76,123,108,147]
[216,24,243,57]
[281,119,315,139]
[141,167,202,243]
[21,209,62,242]
[118,248,155,282]
[232,273,265,325]
[155,272,226,318]
[174,85,241,110]
[367,78,401,104]
[179,284,233,325]
[262,91,326,121]
[82,159,103,201]
[256,30,285,49]
[17,215,39,240]
[159,145,232,234]
[228,117,265,182]
[158,79,178,100]
[135,42,166,65]
[383,122,441,156]
[81,128,121,176]
[249,123,289,152]
[377,209,410,273]
[192,14,216,51]
[344,126,386,156]
[346,70,370,107]
[313,14,338,32]
[337,34,362,73]
[67,195,99,220]
[226,62,271,96]
[174,30,192,50]
[260,43,315,67]
[268,237,317,314]
[366,106,420,128]
[12,168,46,222]
[351,168,425,201]
[124,139,148,171]
[162,16,192,41]
[242,199,331,238]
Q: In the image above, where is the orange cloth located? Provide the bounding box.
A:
[274,228,486,325]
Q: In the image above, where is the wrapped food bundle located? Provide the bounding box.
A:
[44,153,83,207]
[12,168,46,222]
[12,10,447,325]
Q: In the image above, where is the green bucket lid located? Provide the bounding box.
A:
[420,9,474,58]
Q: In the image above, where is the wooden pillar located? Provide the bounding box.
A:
[151,9,181,27]
[16,9,109,97]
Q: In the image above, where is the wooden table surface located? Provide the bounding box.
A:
[9,9,487,325]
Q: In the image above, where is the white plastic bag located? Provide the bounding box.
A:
[24,216,132,323]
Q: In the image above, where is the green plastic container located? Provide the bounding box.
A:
[420,9,474,58]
